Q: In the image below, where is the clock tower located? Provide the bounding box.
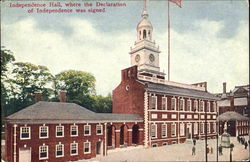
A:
[129,3,165,79]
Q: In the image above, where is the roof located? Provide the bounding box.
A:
[217,111,249,121]
[5,101,143,123]
[144,82,218,100]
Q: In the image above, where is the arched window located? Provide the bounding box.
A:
[143,30,147,39]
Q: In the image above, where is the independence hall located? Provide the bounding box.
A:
[4,3,219,162]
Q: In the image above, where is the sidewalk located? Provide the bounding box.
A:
[77,136,250,162]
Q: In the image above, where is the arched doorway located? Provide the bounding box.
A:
[132,124,139,144]
[107,125,115,147]
[120,125,125,145]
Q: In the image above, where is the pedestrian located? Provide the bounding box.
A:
[248,139,250,146]
[237,136,240,143]
[210,147,213,154]
[219,144,223,155]
[193,138,196,145]
[244,141,248,149]
[192,145,196,155]
[206,145,210,154]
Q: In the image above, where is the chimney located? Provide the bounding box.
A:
[223,82,226,94]
[34,91,42,102]
[59,90,67,102]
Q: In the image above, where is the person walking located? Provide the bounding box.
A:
[219,144,223,155]
[192,145,196,155]
[244,141,248,149]
[193,138,196,145]
[210,147,213,154]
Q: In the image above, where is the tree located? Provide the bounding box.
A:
[92,93,112,113]
[1,48,15,117]
[4,62,53,115]
[54,70,96,101]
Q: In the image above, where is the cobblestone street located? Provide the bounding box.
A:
[78,136,250,162]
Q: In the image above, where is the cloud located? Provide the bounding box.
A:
[155,19,249,93]
[2,17,248,95]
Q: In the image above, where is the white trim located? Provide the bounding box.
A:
[39,145,48,160]
[162,124,167,138]
[151,124,157,139]
[187,99,192,112]
[55,143,64,157]
[180,123,185,136]
[56,125,64,137]
[84,125,91,136]
[39,126,49,139]
[96,124,103,135]
[70,142,78,156]
[148,120,217,123]
[171,97,176,111]
[179,98,184,111]
[20,126,31,140]
[70,125,78,137]
[162,96,167,110]
[171,123,176,137]
[84,141,91,154]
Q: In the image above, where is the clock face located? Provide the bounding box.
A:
[149,54,155,62]
[135,54,140,62]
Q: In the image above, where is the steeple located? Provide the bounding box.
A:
[129,0,165,79]
[137,0,153,42]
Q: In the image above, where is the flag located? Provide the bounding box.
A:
[169,0,182,8]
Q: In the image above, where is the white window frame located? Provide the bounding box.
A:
[70,142,78,155]
[213,123,216,133]
[151,124,157,139]
[39,126,48,138]
[200,123,204,134]
[70,125,78,137]
[194,100,198,112]
[39,145,48,160]
[171,98,176,111]
[187,99,191,112]
[200,101,204,112]
[56,125,64,137]
[84,125,91,136]
[55,143,64,157]
[213,102,216,112]
[149,95,157,110]
[180,99,184,111]
[84,141,91,154]
[162,97,167,110]
[180,123,185,136]
[194,123,198,135]
[171,123,176,137]
[96,124,103,135]
[20,126,31,140]
[207,102,210,112]
[207,123,210,133]
[162,124,167,138]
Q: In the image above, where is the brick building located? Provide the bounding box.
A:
[4,92,144,162]
[216,83,250,136]
[4,4,220,162]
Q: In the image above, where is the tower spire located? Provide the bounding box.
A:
[141,0,148,18]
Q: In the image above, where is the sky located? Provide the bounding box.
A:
[1,0,249,96]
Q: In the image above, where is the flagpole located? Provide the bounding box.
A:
[168,0,170,81]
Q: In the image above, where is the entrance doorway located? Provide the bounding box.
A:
[19,147,31,162]
[96,141,103,155]
[132,124,139,144]
[187,124,192,139]
[120,125,125,145]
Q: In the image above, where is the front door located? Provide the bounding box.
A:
[96,141,102,155]
[19,147,31,162]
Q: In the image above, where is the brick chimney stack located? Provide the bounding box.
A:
[223,82,226,94]
[59,91,67,102]
[34,91,42,102]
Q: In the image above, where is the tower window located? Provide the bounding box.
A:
[143,30,146,39]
